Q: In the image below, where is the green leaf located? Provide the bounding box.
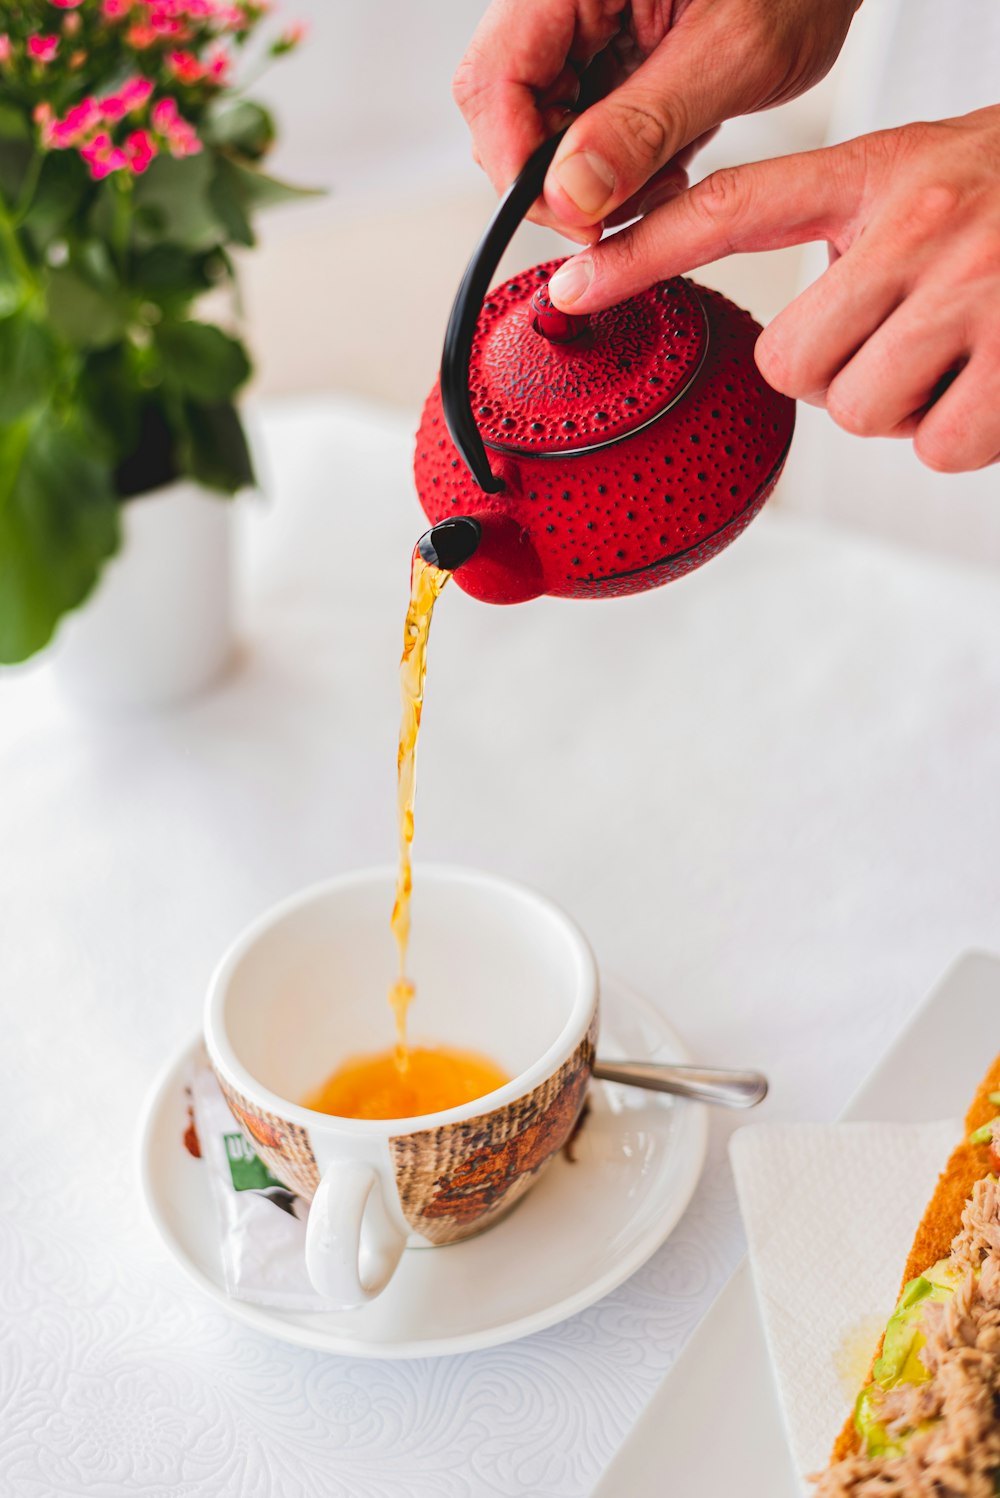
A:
[78,344,143,465]
[0,103,29,142]
[0,409,119,662]
[225,159,324,211]
[204,100,275,161]
[156,320,250,402]
[0,225,27,317]
[131,244,221,302]
[208,157,254,247]
[76,238,117,293]
[21,151,88,253]
[0,313,60,423]
[176,399,254,493]
[46,264,127,348]
[132,152,225,253]
[0,140,33,209]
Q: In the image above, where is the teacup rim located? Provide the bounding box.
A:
[204,862,599,1137]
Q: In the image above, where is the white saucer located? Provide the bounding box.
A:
[138,975,708,1359]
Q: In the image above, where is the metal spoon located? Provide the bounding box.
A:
[592,1060,768,1109]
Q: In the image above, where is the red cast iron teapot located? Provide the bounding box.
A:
[414,134,794,603]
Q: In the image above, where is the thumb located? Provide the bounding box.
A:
[547,141,865,312]
[543,8,772,229]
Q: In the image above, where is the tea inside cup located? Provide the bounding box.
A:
[205,865,598,1305]
[212,864,596,1118]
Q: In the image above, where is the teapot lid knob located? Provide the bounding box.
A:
[530,285,586,344]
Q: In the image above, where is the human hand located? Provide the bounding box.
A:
[548,107,1000,472]
[452,0,859,242]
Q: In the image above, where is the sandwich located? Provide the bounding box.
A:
[815,1055,1000,1497]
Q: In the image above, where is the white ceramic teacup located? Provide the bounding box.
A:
[205,865,599,1309]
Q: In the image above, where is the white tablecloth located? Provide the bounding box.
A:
[4,396,1000,1497]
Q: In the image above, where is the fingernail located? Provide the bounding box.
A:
[552,151,615,215]
[548,257,593,307]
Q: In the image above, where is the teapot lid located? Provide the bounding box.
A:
[468,260,707,458]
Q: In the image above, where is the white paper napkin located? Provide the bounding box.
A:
[729,1119,960,1489]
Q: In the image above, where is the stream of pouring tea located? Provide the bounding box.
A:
[389,549,449,1070]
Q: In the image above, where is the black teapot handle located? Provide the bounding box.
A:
[440,132,564,495]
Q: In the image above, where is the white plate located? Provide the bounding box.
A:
[138,974,708,1359]
[591,949,1000,1497]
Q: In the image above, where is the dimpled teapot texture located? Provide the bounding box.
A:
[415,260,795,602]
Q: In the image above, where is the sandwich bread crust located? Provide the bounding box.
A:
[830,1053,1000,1466]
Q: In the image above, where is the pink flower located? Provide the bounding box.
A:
[122,75,153,109]
[126,22,157,46]
[151,95,201,157]
[0,35,11,64]
[148,4,191,37]
[42,95,100,147]
[102,0,132,17]
[126,128,156,173]
[270,19,304,54]
[99,75,153,120]
[80,130,130,179]
[125,75,152,105]
[151,96,179,132]
[49,0,83,8]
[205,44,229,81]
[28,34,60,62]
[65,97,100,131]
[99,93,124,119]
[167,116,201,156]
[166,49,203,83]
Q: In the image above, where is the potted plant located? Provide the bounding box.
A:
[0,0,309,705]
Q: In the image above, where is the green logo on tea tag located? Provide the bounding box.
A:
[223,1131,284,1192]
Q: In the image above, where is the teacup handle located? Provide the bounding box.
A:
[304,1160,407,1308]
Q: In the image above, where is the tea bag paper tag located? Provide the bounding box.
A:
[190,1063,330,1310]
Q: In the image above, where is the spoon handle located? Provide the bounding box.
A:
[592,1060,768,1109]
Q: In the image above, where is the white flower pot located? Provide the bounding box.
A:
[53,480,236,710]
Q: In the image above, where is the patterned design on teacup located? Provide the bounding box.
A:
[389,1007,598,1246]
[214,1071,321,1200]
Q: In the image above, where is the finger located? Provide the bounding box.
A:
[538,65,583,113]
[913,354,1000,473]
[453,0,616,197]
[672,126,722,171]
[603,127,719,227]
[543,6,775,228]
[823,298,970,438]
[525,196,603,246]
[604,162,688,227]
[475,99,599,246]
[754,243,905,401]
[548,141,864,313]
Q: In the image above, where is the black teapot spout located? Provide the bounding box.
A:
[417,516,481,572]
[417,511,545,604]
